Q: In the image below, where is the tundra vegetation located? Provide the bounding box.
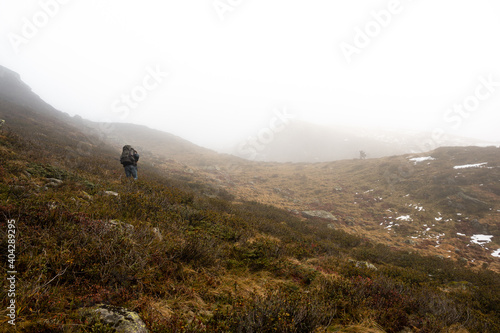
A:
[0,120,499,332]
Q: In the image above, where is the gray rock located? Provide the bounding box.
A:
[9,185,31,198]
[358,261,378,271]
[469,219,489,234]
[204,165,220,172]
[348,259,378,271]
[82,191,93,201]
[46,178,63,187]
[106,220,134,232]
[458,192,488,206]
[302,210,338,220]
[81,304,149,333]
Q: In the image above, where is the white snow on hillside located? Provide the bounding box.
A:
[492,249,500,258]
[453,162,488,169]
[471,234,493,246]
[409,156,435,164]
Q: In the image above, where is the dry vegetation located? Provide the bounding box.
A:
[1,102,500,332]
[186,146,500,273]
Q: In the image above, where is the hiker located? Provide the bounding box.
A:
[120,145,140,180]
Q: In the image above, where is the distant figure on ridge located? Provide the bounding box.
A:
[359,150,367,160]
[120,145,140,180]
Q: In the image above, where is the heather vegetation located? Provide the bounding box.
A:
[1,122,500,333]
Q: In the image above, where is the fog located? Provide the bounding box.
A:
[1,0,500,160]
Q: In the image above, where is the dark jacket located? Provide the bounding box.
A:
[131,151,139,166]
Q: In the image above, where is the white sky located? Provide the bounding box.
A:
[1,0,500,151]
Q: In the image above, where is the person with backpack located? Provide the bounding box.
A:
[120,145,140,180]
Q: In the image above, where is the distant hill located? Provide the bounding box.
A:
[0,65,240,168]
[232,119,492,162]
[80,120,243,167]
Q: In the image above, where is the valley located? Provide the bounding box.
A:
[1,65,499,332]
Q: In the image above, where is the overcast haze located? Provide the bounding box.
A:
[1,0,500,154]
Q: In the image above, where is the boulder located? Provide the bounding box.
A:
[349,259,378,271]
[81,304,149,333]
[302,210,337,221]
[45,178,63,187]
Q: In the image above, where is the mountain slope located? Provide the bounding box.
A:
[1,65,500,332]
[0,64,237,170]
[81,120,243,168]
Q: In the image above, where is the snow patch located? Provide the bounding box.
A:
[407,203,425,211]
[409,156,435,164]
[453,162,488,169]
[492,249,500,258]
[471,234,493,246]
[396,215,412,221]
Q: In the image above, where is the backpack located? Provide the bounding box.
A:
[120,145,136,165]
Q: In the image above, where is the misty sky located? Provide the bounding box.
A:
[1,0,500,152]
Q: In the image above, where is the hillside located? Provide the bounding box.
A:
[79,119,242,168]
[192,147,500,272]
[1,66,500,332]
